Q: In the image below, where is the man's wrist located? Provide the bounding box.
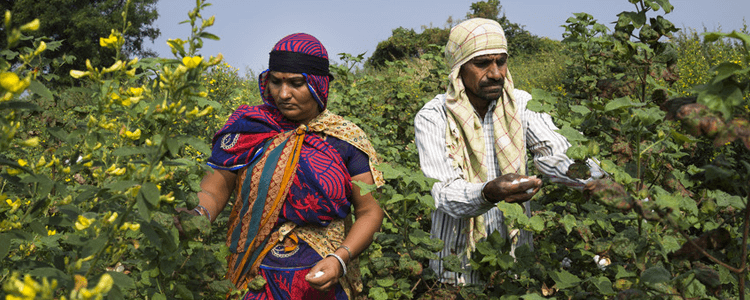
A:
[480,182,496,204]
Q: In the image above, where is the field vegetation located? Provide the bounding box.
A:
[1,0,749,299]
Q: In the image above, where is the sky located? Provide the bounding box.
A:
[150,0,749,74]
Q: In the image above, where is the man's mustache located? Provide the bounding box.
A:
[479,80,504,88]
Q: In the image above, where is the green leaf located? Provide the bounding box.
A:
[140,182,160,206]
[571,105,590,115]
[566,144,588,161]
[176,284,194,300]
[521,293,547,300]
[529,215,545,233]
[166,40,186,56]
[556,125,588,143]
[112,147,152,157]
[151,293,167,300]
[82,234,108,257]
[376,277,395,287]
[618,11,647,28]
[641,266,671,284]
[670,129,699,143]
[47,127,69,142]
[28,80,53,100]
[652,0,674,12]
[29,221,47,236]
[660,235,681,253]
[634,107,664,126]
[108,271,135,291]
[199,32,220,41]
[604,96,642,112]
[136,193,151,220]
[704,30,750,49]
[0,100,40,111]
[184,136,212,156]
[369,287,388,300]
[496,201,529,226]
[104,180,138,192]
[593,276,616,295]
[0,234,11,259]
[710,62,743,83]
[353,180,377,196]
[616,265,637,279]
[711,190,746,210]
[550,269,581,289]
[562,214,576,234]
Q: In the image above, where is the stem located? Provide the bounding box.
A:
[667,217,743,273]
[739,195,750,300]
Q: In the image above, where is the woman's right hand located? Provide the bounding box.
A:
[173,207,199,238]
[305,256,343,292]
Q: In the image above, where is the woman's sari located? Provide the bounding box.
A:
[208,104,383,299]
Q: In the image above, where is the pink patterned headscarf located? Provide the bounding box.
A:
[259,33,333,110]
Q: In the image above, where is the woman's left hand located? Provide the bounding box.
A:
[305,256,342,291]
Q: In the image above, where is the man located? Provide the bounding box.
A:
[414,18,604,285]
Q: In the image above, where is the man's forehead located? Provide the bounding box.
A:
[471,53,507,60]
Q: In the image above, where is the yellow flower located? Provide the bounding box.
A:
[106,212,118,224]
[47,229,56,236]
[106,164,127,176]
[93,273,114,294]
[128,87,144,96]
[6,198,21,211]
[35,156,46,168]
[74,215,94,231]
[17,159,27,167]
[0,72,28,93]
[99,30,123,49]
[19,19,40,31]
[70,70,90,79]
[33,41,46,55]
[102,60,124,73]
[124,129,141,140]
[182,56,203,69]
[6,168,22,176]
[20,137,39,147]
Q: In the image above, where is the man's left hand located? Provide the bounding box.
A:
[483,173,542,204]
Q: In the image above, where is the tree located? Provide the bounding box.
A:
[0,0,160,85]
[367,26,449,68]
[467,0,553,56]
[367,0,555,67]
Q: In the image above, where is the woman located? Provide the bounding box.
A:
[188,33,384,299]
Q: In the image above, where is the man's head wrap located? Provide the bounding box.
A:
[259,33,333,110]
[443,18,526,256]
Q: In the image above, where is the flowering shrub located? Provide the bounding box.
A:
[2,0,749,299]
[1,1,238,299]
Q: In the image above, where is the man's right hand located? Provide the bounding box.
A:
[482,173,542,204]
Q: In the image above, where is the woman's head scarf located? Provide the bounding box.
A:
[259,33,333,110]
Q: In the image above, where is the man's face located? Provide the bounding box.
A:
[459,53,508,103]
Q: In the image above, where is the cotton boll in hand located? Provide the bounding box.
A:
[313,271,325,278]
[509,177,534,194]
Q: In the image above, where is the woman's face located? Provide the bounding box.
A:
[267,71,321,124]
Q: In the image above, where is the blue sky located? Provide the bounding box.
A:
[151,0,748,73]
